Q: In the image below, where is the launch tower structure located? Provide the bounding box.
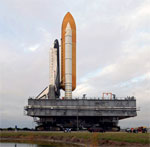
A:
[25,12,137,131]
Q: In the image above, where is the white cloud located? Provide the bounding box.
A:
[28,44,40,52]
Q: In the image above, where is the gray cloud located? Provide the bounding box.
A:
[0,0,150,128]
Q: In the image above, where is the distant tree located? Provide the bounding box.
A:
[7,127,14,131]
[22,127,30,131]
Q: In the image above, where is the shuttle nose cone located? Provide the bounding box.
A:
[66,22,71,30]
[65,23,72,36]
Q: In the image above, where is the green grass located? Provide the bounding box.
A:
[0,131,150,145]
[98,132,150,144]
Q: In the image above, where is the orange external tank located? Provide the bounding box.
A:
[61,12,76,91]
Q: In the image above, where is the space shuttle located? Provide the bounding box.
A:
[36,12,76,99]
[36,39,60,99]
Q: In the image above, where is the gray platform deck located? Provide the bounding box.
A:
[25,98,137,119]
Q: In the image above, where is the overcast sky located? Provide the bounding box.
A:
[0,0,150,128]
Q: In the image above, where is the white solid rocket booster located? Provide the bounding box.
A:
[65,23,72,98]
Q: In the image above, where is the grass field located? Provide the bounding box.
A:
[0,131,150,146]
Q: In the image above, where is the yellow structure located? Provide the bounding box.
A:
[61,12,76,91]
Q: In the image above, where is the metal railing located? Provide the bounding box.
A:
[28,96,136,100]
